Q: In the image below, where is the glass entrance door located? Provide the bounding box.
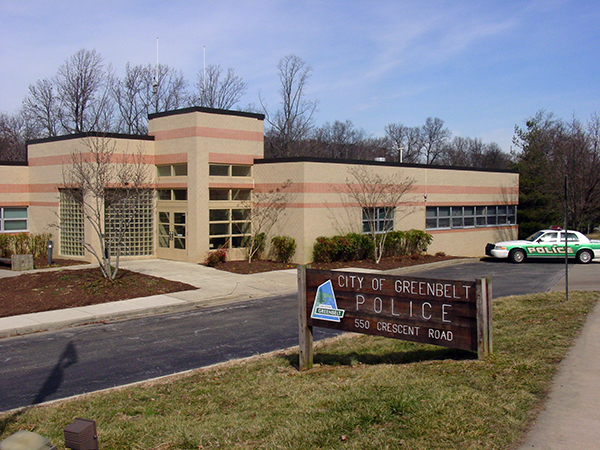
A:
[157,209,187,260]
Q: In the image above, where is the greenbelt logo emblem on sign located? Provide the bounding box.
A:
[311,280,345,322]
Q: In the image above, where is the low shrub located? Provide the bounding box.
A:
[313,236,337,263]
[204,248,228,267]
[385,230,433,257]
[0,232,53,258]
[0,234,10,258]
[270,235,297,263]
[314,230,433,263]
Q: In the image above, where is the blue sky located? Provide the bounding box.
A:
[1,0,599,153]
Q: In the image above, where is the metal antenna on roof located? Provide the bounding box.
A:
[153,37,159,113]
[203,46,206,106]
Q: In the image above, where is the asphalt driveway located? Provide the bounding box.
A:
[392,258,572,298]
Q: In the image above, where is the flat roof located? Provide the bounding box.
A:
[27,131,154,146]
[149,106,265,121]
[254,156,518,174]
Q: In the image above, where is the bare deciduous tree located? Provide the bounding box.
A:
[242,180,292,263]
[61,135,153,280]
[194,65,247,110]
[439,136,511,169]
[0,112,29,161]
[56,48,113,133]
[21,78,60,138]
[111,63,149,134]
[343,166,414,263]
[312,120,371,159]
[421,117,451,165]
[384,123,423,163]
[145,64,189,115]
[262,55,318,158]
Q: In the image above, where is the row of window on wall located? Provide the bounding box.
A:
[426,205,517,230]
[158,189,188,201]
[157,164,188,177]
[209,164,252,177]
[157,189,253,202]
[155,164,253,178]
[0,207,28,232]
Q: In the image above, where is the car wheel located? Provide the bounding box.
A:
[509,248,526,264]
[576,249,593,264]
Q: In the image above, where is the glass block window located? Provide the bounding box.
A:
[105,189,154,256]
[59,191,84,256]
[0,207,28,232]
[426,205,517,230]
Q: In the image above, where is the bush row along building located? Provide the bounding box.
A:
[0,107,519,264]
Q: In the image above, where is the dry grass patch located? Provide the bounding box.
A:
[1,291,598,449]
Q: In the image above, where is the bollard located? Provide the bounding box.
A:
[47,240,53,266]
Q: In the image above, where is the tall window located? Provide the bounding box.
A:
[362,207,394,234]
[208,208,251,249]
[59,191,85,256]
[0,207,28,232]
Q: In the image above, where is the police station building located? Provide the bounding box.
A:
[0,107,519,264]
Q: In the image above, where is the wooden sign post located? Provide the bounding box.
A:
[298,267,492,371]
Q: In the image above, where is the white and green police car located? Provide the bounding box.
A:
[485,228,600,264]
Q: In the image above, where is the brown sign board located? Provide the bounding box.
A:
[298,268,492,370]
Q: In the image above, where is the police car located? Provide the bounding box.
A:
[485,228,600,264]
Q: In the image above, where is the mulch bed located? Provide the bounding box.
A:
[0,258,89,271]
[0,267,196,319]
[214,254,457,274]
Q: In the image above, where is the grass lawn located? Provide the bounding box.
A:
[1,290,598,449]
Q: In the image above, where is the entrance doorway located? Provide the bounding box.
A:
[157,209,187,260]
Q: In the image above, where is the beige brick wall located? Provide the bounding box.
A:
[254,160,519,263]
[26,135,155,260]
[150,108,264,263]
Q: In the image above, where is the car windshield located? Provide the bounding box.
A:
[525,231,545,242]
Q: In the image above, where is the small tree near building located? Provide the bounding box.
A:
[60,135,153,280]
[343,166,414,264]
[243,180,292,263]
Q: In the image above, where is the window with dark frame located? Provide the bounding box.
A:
[362,207,394,234]
[426,205,517,230]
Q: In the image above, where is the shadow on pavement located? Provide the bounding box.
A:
[0,341,78,434]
